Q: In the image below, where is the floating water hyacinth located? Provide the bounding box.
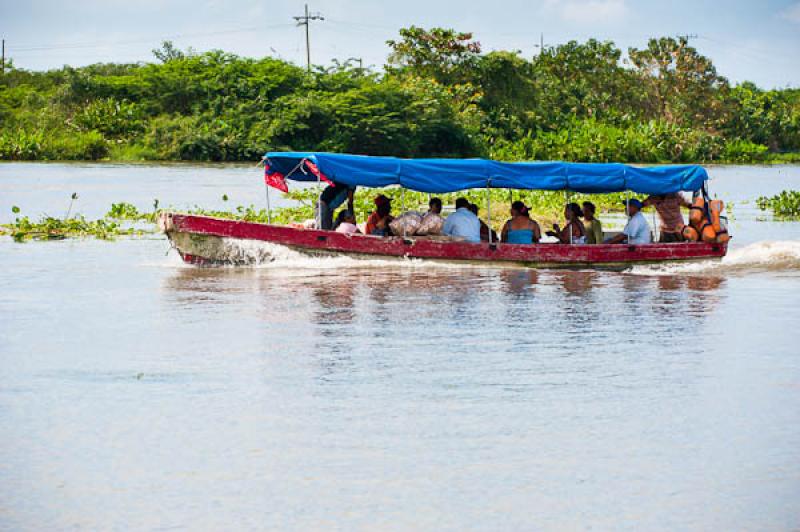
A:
[756,190,800,217]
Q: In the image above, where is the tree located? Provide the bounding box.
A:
[532,39,640,128]
[152,41,185,63]
[386,26,481,85]
[628,37,729,128]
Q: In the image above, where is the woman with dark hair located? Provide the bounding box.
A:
[582,201,604,244]
[365,195,393,236]
[501,201,541,244]
[547,203,586,244]
[366,198,394,236]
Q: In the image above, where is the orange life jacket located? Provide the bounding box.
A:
[689,196,706,226]
[680,224,700,242]
[709,200,724,233]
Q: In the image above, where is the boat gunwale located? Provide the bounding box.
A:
[160,212,728,268]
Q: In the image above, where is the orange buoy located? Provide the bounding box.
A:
[690,197,706,226]
[709,199,724,233]
[715,229,731,244]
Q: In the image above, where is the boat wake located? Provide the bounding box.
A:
[628,240,800,276]
[194,238,475,272]
[164,235,800,276]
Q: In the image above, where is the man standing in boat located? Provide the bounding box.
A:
[317,181,356,230]
[643,192,692,242]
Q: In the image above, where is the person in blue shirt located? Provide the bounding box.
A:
[442,198,481,243]
[317,181,355,230]
[605,199,652,244]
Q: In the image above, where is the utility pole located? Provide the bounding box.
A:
[534,33,547,56]
[293,4,324,72]
[2,39,5,75]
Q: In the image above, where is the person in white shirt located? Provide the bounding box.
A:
[442,198,481,243]
[604,198,652,244]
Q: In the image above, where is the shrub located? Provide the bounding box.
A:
[0,129,44,160]
[722,139,769,162]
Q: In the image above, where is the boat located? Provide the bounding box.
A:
[160,152,729,269]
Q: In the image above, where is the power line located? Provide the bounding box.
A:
[8,24,295,54]
[293,4,324,72]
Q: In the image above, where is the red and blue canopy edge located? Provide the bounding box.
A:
[263,152,708,195]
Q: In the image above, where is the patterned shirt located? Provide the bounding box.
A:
[649,194,686,233]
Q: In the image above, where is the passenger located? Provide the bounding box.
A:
[468,203,498,242]
[427,197,443,215]
[643,192,691,242]
[365,195,391,235]
[605,198,652,244]
[366,197,394,236]
[582,201,604,244]
[317,181,355,230]
[334,210,360,235]
[501,201,541,244]
[547,203,586,244]
[442,197,481,243]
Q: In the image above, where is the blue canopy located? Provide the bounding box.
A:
[264,152,708,195]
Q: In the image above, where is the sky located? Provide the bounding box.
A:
[1,0,799,88]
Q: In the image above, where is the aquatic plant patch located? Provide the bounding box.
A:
[756,190,800,218]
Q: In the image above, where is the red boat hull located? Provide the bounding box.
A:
[160,213,728,268]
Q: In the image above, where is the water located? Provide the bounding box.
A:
[1,163,799,530]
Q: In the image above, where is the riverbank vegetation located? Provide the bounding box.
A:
[1,29,798,164]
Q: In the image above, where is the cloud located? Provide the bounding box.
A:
[780,2,800,23]
[543,0,629,25]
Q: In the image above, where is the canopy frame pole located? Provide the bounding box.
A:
[265,184,272,225]
[401,188,407,237]
[565,190,572,245]
[625,191,631,243]
[486,183,493,245]
[316,172,321,229]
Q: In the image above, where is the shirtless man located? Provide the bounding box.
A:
[643,192,691,242]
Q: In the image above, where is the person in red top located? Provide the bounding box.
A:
[365,195,393,236]
[643,193,691,242]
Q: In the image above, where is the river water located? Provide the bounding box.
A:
[1,163,799,531]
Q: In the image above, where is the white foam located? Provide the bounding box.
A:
[198,238,481,273]
[628,240,800,276]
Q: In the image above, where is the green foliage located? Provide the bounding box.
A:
[490,118,726,163]
[1,31,798,163]
[73,97,144,139]
[45,130,109,160]
[756,190,800,217]
[0,130,44,160]
[627,37,728,129]
[386,26,482,84]
[722,139,769,163]
[105,202,159,222]
[4,213,138,241]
